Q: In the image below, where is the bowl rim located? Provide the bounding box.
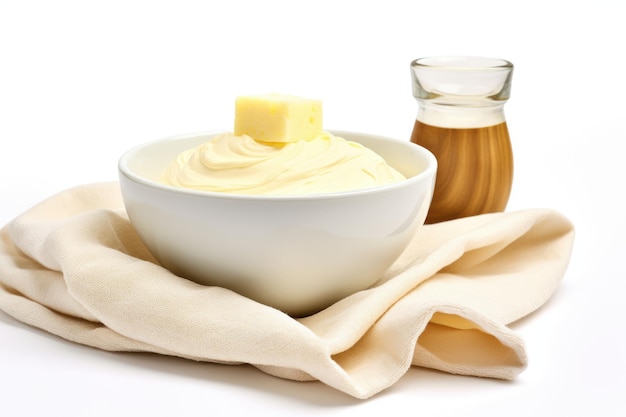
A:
[118,129,437,202]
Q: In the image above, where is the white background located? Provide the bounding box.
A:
[1,0,624,415]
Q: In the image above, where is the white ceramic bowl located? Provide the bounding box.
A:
[118,130,436,316]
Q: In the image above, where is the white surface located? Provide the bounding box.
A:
[1,0,624,415]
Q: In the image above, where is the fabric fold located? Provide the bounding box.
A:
[0,182,574,399]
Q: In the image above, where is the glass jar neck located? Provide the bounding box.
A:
[416,100,507,129]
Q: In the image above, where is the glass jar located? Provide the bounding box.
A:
[410,56,514,223]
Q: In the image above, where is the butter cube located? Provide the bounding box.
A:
[234,94,323,143]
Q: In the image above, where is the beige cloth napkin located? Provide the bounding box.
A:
[0,182,574,399]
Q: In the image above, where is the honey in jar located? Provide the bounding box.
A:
[410,56,514,223]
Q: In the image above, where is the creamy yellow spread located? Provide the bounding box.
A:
[160,131,406,195]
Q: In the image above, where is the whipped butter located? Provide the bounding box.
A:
[160,94,406,195]
[160,131,405,195]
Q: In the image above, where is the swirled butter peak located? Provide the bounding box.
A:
[160,131,406,195]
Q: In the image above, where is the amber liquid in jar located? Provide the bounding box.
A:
[411,120,514,224]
